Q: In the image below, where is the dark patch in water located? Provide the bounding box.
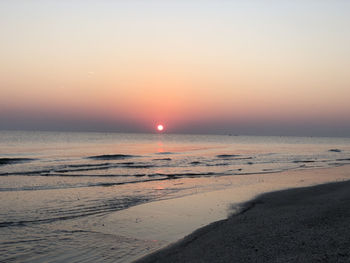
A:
[134,174,146,177]
[293,160,315,163]
[55,165,112,173]
[190,161,201,165]
[156,152,173,155]
[153,158,172,161]
[166,172,216,178]
[87,154,135,160]
[216,154,240,158]
[206,163,230,167]
[146,172,219,178]
[329,149,342,153]
[247,162,254,165]
[336,158,350,161]
[126,165,155,169]
[0,170,153,177]
[121,162,154,168]
[0,158,36,166]
[67,163,110,168]
[216,155,253,161]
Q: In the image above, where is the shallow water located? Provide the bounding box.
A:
[1,131,350,262]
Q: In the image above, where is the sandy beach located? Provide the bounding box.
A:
[137,174,350,262]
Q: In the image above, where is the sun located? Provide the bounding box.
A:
[157,124,164,132]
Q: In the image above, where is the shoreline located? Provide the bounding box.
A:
[135,168,350,262]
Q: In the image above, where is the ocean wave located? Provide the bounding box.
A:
[125,165,155,169]
[293,160,315,163]
[0,177,168,192]
[0,158,36,166]
[0,196,149,228]
[155,171,219,178]
[0,169,52,176]
[54,166,113,173]
[216,154,240,158]
[329,149,342,152]
[205,163,230,166]
[87,154,136,160]
[66,163,111,168]
[216,155,253,160]
[336,158,350,161]
[2,162,157,175]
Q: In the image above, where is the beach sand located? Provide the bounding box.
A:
[136,177,350,262]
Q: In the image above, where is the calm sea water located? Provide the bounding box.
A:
[1,131,350,262]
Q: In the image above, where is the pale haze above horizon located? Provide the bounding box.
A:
[1,0,349,137]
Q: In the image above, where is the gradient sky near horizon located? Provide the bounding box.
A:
[1,1,349,136]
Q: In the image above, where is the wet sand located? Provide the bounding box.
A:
[136,178,350,262]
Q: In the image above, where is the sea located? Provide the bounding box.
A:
[1,131,350,262]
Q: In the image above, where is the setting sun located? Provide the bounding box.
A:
[157,124,164,132]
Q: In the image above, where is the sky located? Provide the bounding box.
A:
[0,0,349,136]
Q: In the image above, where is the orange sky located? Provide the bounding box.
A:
[1,1,349,136]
